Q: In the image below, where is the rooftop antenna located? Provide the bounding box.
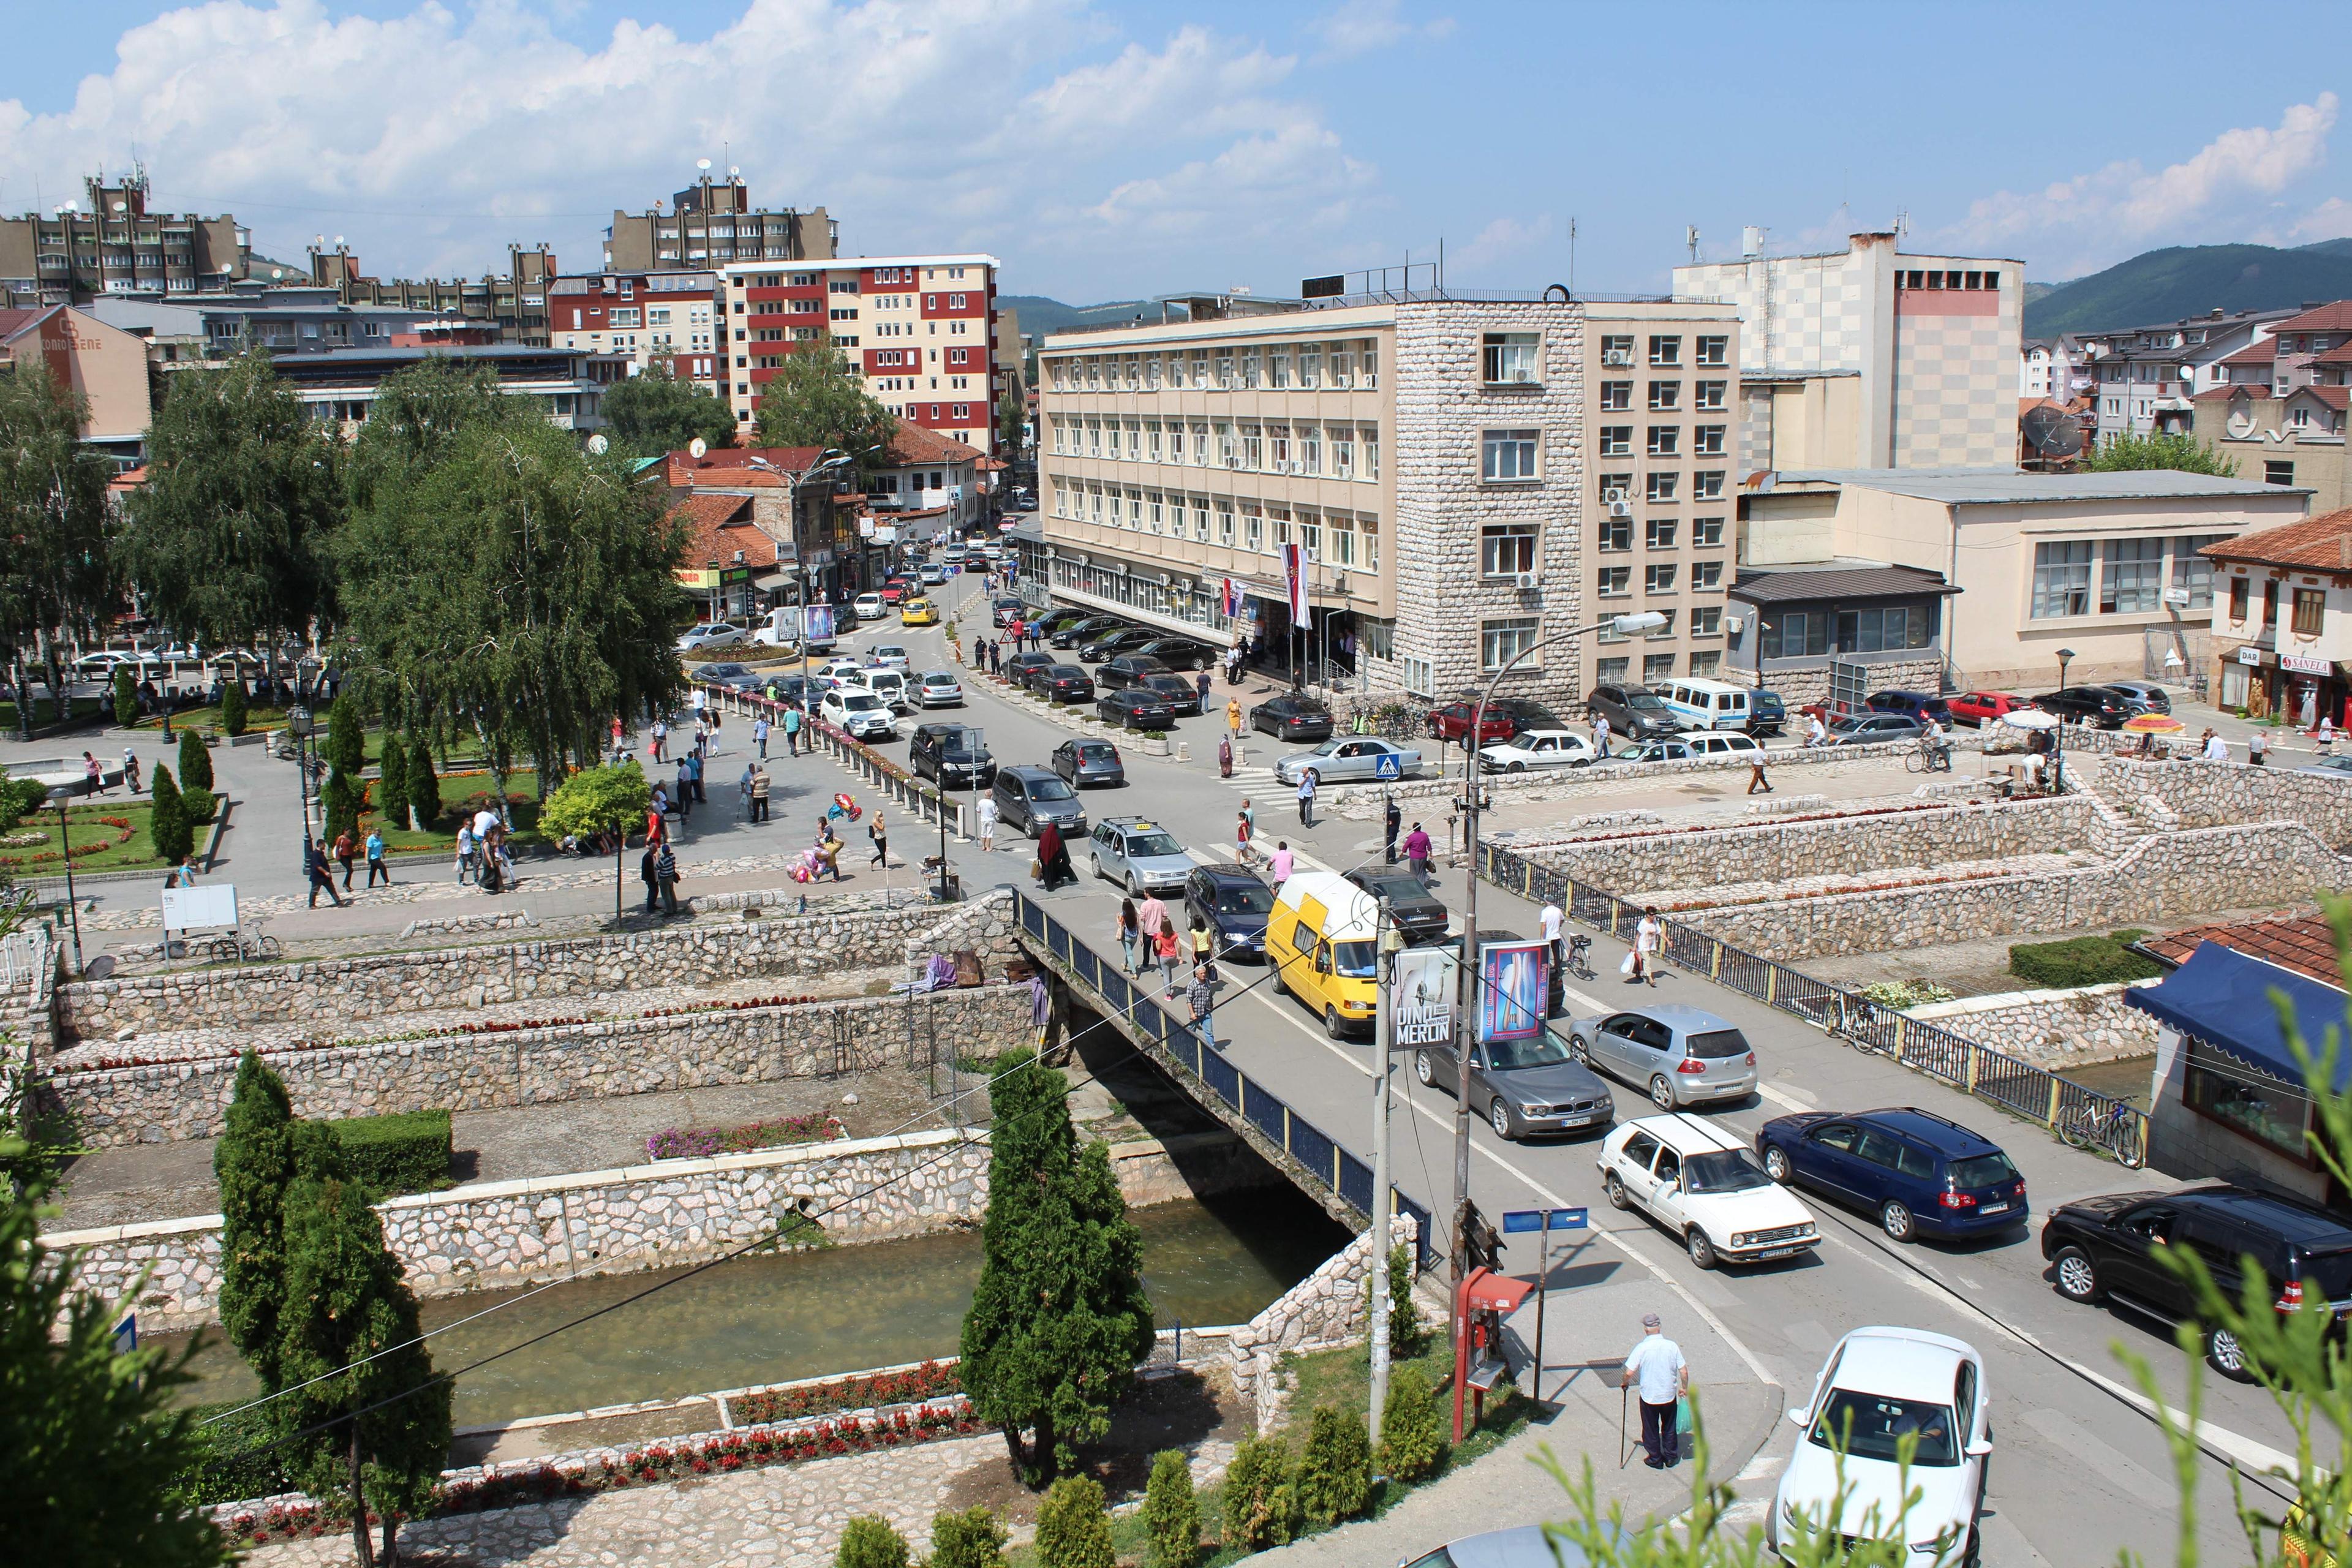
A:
[1686,224,1700,263]
[1567,217,1577,295]
[1894,208,1910,240]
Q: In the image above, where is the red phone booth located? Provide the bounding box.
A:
[1452,1266,1535,1441]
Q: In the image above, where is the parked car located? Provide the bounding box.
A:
[695,662,752,685]
[2034,685,2140,728]
[1401,1525,1622,1568]
[2043,1184,2352,1381]
[820,688,897,742]
[1273,736,1425,786]
[1568,1005,1757,1110]
[1746,688,1789,737]
[1143,673,1204,714]
[1343,867,1452,946]
[1826,713,1924,745]
[1947,690,2040,727]
[1585,682,1683,740]
[992,595,1027,626]
[1080,627,1159,663]
[1415,1022,1613,1141]
[2102,680,2173,714]
[1250,693,1335,742]
[1426,700,1518,745]
[1768,1327,1992,1566]
[1132,636,1215,671]
[1756,1107,2027,1242]
[1096,654,1169,692]
[899,598,938,627]
[1052,737,1126,788]
[915,670,964,707]
[1035,665,1097,704]
[853,592,884,620]
[1188,865,1277,962]
[1477,729,1599,772]
[1003,650,1057,685]
[2296,755,2352,780]
[1099,689,1178,730]
[1604,731,1765,764]
[676,622,747,654]
[1866,690,1954,725]
[918,564,947,586]
[868,644,912,671]
[908,723,995,788]
[990,766,1088,839]
[1088,816,1194,895]
[1597,1114,1819,1268]
[1050,615,1125,650]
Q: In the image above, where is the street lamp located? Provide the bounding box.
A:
[1368,899,1406,1448]
[46,783,83,974]
[1449,610,1665,1319]
[287,703,317,862]
[2054,647,2076,790]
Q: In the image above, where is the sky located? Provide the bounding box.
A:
[2,0,2347,305]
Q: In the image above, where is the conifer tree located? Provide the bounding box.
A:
[218,675,248,737]
[176,727,213,794]
[832,1515,910,1568]
[375,732,410,835]
[1142,1449,1200,1568]
[214,1052,296,1390]
[926,1507,1006,1568]
[147,763,192,865]
[404,736,439,831]
[1033,1476,1115,1568]
[1295,1403,1372,1526]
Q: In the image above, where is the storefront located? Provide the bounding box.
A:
[2218,644,2348,729]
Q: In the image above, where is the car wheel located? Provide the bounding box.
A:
[1128,873,1144,899]
[1763,1145,1792,1183]
[1507,761,1526,774]
[1325,1005,1347,1040]
[1567,1033,1590,1065]
[1648,1075,1676,1110]
[2052,1245,2101,1303]
[1604,1170,1630,1210]
[1880,1200,1917,1243]
[1090,853,1104,881]
[1686,1228,1717,1270]
[1427,718,1444,739]
[1414,1050,1435,1086]
[1489,1099,1517,1140]
[1961,1527,1982,1568]
[2207,1327,2255,1382]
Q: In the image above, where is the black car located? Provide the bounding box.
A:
[1585,682,1681,740]
[1052,737,1125,788]
[1099,690,1177,730]
[1344,867,1452,946]
[908,723,996,788]
[962,553,990,571]
[1004,650,1056,685]
[1186,865,1276,962]
[1143,673,1204,715]
[2043,1184,2352,1381]
[758,673,815,707]
[1050,615,1125,650]
[1251,693,1334,742]
[2035,685,2139,728]
[1031,608,1092,638]
[1133,637,1215,671]
[1486,697,1569,733]
[992,595,1027,626]
[1079,627,1158,663]
[1096,654,1169,692]
[2101,680,2173,714]
[1036,665,1096,704]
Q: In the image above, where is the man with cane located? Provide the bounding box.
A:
[1620,1311,1688,1469]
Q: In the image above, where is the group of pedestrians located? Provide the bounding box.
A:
[1112,893,1221,1046]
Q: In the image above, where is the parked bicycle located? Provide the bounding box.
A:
[2056,1096,2146,1167]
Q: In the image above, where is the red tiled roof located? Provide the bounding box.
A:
[2315,343,2352,367]
[2289,384,2350,412]
[2143,912,2345,990]
[882,424,982,466]
[975,454,1009,470]
[662,445,830,488]
[2192,385,2244,402]
[667,492,777,568]
[0,306,53,342]
[2220,341,2278,368]
[2199,507,2352,568]
[2274,301,2352,335]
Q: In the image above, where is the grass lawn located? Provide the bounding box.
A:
[0,797,215,874]
[370,769,545,853]
[130,704,290,737]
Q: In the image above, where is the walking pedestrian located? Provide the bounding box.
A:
[365,826,389,886]
[655,840,680,916]
[783,703,804,757]
[1746,755,1773,795]
[753,714,771,760]
[1227,696,1242,737]
[1153,924,1182,994]
[2322,715,2339,760]
[1591,713,1611,756]
[1295,769,1317,828]
[611,715,625,763]
[691,750,709,802]
[123,748,143,794]
[1268,841,1294,886]
[1384,797,1403,864]
[1634,906,1664,987]
[977,793,998,852]
[332,827,358,890]
[1035,820,1074,889]
[1116,899,1142,976]
[2202,728,2230,763]
[651,718,669,764]
[2250,729,2270,767]
[1620,1313,1689,1470]
[869,812,890,868]
[1186,963,1217,1048]
[1539,896,1565,972]
[675,758,695,820]
[750,764,771,822]
[1189,914,1214,970]
[1235,807,1255,866]
[307,842,345,908]
[1196,668,1212,709]
[83,751,107,796]
[1404,821,1433,885]
[454,823,477,884]
[639,844,660,913]
[1218,733,1234,777]
[1137,890,1170,950]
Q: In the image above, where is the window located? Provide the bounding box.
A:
[2183,1039,2311,1159]
[1645,563,1677,594]
[1648,426,1679,458]
[1331,427,1354,478]
[1147,494,1164,533]
[1646,472,1678,503]
[1691,606,1722,636]
[1216,422,1236,467]
[1216,502,1235,545]
[2295,588,2326,638]
[1760,611,1828,660]
[1215,349,1235,388]
[1299,344,1321,388]
[1694,472,1726,500]
[1649,335,1681,367]
[1270,507,1292,548]
[1599,473,1633,505]
[1600,381,1631,410]
[1688,650,1722,677]
[1599,426,1632,457]
[1643,653,1676,683]
[1270,346,1292,388]
[1836,605,1933,652]
[1598,514,1632,551]
[1328,345,1352,388]
[1648,381,1680,411]
[1332,517,1355,565]
[1694,379,1727,411]
[1241,348,1262,389]
[1482,523,1539,579]
[1300,511,1322,560]
[1191,422,1208,464]
[1600,334,1635,364]
[2267,461,2297,486]
[2228,574,2250,622]
[1300,424,1322,475]
[1483,429,1540,481]
[1244,507,1264,551]
[1646,519,1678,549]
[1597,565,1631,597]
[1692,560,1723,590]
[1694,425,1727,456]
[1268,424,1292,472]
[2032,541,2094,617]
[1483,331,1540,385]
[1363,426,1379,481]
[1481,617,1540,671]
[2100,537,2164,614]
[1360,339,1379,390]
[1696,335,1728,367]
[1359,513,1379,570]
[1147,421,1163,462]
[1597,656,1631,683]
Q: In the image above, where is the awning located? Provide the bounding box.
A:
[2125,941,2352,1093]
[750,571,789,590]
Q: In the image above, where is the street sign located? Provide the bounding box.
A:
[1373,751,1403,780]
[1501,1208,1589,1234]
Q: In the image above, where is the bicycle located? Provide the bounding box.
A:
[1904,736,1956,774]
[2056,1096,2146,1168]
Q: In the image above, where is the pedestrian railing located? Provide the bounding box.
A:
[1479,841,2151,1166]
[0,927,47,1000]
[1011,891,1439,1270]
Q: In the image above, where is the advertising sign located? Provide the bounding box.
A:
[1388,947,1457,1047]
[802,605,837,644]
[1478,938,1551,1043]
[160,884,239,933]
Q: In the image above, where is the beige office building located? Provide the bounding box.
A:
[1036,288,1737,710]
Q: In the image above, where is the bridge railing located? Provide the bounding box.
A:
[1014,891,1438,1270]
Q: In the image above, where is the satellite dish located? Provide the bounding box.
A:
[688,437,709,459]
[729,165,741,176]
[2021,404,2082,459]
[112,200,126,213]
[271,268,283,279]
[587,434,609,455]
[698,158,712,172]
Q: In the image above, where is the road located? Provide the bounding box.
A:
[849,565,2283,1567]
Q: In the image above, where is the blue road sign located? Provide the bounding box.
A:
[1374,751,1404,780]
[1501,1207,1589,1234]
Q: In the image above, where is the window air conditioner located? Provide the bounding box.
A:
[1601,487,1627,503]
[1603,350,1632,366]
[1608,500,1633,519]
[1724,615,1745,635]
[1513,571,1540,590]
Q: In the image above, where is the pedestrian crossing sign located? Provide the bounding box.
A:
[1374,752,1403,780]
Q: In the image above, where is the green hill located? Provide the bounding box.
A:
[998,294,1161,341]
[2024,243,2352,336]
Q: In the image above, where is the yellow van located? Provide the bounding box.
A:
[1265,871,1382,1038]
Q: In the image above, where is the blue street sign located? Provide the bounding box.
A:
[112,1313,137,1354]
[1374,751,1403,780]
[1501,1207,1589,1234]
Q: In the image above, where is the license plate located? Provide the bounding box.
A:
[1756,1246,1799,1260]
[1979,1202,2010,1215]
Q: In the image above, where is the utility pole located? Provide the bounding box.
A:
[1368,898,1401,1446]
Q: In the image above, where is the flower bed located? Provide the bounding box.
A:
[728,1360,960,1426]
[647,1111,845,1160]
[0,813,134,869]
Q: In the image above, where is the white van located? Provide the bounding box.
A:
[1660,677,1754,733]
[859,668,917,714]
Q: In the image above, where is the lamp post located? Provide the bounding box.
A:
[287,703,317,865]
[48,786,83,974]
[2054,647,2075,790]
[1449,611,1665,1338]
[747,448,859,715]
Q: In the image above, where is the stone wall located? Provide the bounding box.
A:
[2083,753,2352,843]
[1229,1213,1419,1426]
[1902,980,2162,1070]
[54,890,1021,1044]
[47,983,1036,1148]
[2,927,55,1057]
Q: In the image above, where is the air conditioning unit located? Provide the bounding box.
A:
[1602,350,1632,366]
[1724,615,1746,635]
[1602,487,1628,503]
[1512,571,1540,591]
[1608,500,1633,519]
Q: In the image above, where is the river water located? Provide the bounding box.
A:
[163,1189,1346,1428]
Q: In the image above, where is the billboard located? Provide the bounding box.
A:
[801,605,837,644]
[1478,939,1551,1044]
[1387,947,1458,1047]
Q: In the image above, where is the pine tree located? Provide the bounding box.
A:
[1142,1449,1200,1568]
[1385,1243,1422,1357]
[1295,1403,1372,1527]
[1219,1436,1295,1551]
[147,763,192,865]
[959,1047,1155,1485]
[1033,1476,1115,1568]
[925,1506,1007,1568]
[832,1515,910,1568]
[176,728,213,794]
[112,665,138,728]
[214,1053,296,1390]
[219,676,247,737]
[375,732,410,836]
[1374,1365,1445,1483]
[322,693,366,842]
[404,736,439,832]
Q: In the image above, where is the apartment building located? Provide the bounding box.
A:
[1675,232,2022,472]
[268,342,625,438]
[0,304,156,463]
[549,270,724,398]
[308,242,560,344]
[2019,335,2093,402]
[2193,301,2352,516]
[720,254,1001,454]
[2201,507,2352,723]
[0,170,247,308]
[2077,306,2296,445]
[605,169,836,273]
[1035,288,1738,712]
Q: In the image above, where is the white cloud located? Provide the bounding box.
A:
[2295,197,2352,244]
[1305,0,1452,61]
[1947,94,2338,266]
[1448,214,1551,276]
[0,1,1376,297]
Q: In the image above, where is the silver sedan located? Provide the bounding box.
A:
[1272,737,1425,786]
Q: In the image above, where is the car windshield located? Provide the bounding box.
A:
[1686,1028,1750,1059]
[1310,741,1344,756]
[841,694,881,711]
[1214,883,1276,916]
[1807,1390,1960,1467]
[1487,1033,1572,1071]
[924,674,956,686]
[1683,1149,1773,1194]
[1078,744,1115,760]
[1028,778,1075,802]
[1624,692,1670,712]
[1948,1153,2018,1189]
[1126,831,1183,857]
[1332,941,1378,978]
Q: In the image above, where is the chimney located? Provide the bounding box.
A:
[2340,536,2350,571]
[2211,307,2224,318]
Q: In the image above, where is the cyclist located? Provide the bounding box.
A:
[1918,712,1953,772]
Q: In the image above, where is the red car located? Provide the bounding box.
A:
[878,581,909,606]
[1948,690,2039,727]
[1425,701,1517,744]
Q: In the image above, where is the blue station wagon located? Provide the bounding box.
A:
[1756,1106,2027,1243]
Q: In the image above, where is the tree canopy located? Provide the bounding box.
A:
[605,360,736,457]
[753,331,899,488]
[0,364,115,736]
[541,760,652,840]
[2078,431,2240,477]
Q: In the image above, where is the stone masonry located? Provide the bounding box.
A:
[1902,981,2162,1070]
[1229,1213,1419,1427]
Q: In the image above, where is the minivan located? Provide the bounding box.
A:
[1264,871,1384,1039]
[1660,677,1754,733]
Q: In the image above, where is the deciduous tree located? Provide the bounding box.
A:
[0,364,115,741]
[752,330,899,488]
[2077,431,2239,477]
[540,761,652,917]
[605,359,736,456]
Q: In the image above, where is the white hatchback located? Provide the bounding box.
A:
[1596,1114,1819,1269]
[854,593,884,620]
[1770,1327,1992,1567]
[1477,729,1599,774]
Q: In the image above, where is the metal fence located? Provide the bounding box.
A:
[1480,841,2151,1166]
[1012,892,1439,1270]
[0,927,47,998]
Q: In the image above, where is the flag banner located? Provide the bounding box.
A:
[1284,543,1309,620]
[1222,577,1244,618]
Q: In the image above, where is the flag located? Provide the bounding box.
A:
[1221,577,1243,618]
[1283,543,1308,621]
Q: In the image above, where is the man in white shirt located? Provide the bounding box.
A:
[1621,1312,1689,1469]
[975,794,998,851]
[1591,712,1611,756]
[1538,899,1565,972]
[1806,712,1828,748]
[2202,729,2231,763]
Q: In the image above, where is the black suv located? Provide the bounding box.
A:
[1585,682,1682,740]
[1186,865,1276,962]
[1344,867,1452,946]
[2043,1183,2352,1381]
[1050,615,1125,650]
[2034,685,2141,728]
[908,723,995,788]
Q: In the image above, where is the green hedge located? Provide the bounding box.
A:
[2007,930,2162,990]
[330,1108,453,1196]
[172,1399,293,1508]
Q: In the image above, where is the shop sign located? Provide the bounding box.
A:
[2236,645,2264,665]
[2282,653,2332,675]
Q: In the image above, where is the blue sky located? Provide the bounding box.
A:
[3,1,2345,302]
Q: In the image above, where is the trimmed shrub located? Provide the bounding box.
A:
[219,677,247,737]
[404,736,440,831]
[1375,1365,1445,1483]
[177,727,213,793]
[179,788,217,826]
[1370,1243,1422,1358]
[2008,931,2162,989]
[927,1506,1008,1568]
[1221,1436,1296,1551]
[1295,1403,1371,1528]
[329,1109,453,1197]
[147,764,194,865]
[1142,1449,1200,1568]
[1859,978,1956,1010]
[112,666,137,728]
[0,775,46,828]
[376,732,410,834]
[1034,1476,1115,1568]
[832,1515,910,1568]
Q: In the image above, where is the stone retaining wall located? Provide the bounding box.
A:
[3,927,55,1057]
[45,982,1036,1148]
[53,890,1020,1044]
[1229,1214,1419,1426]
[2083,753,2352,843]
[1903,980,2162,1069]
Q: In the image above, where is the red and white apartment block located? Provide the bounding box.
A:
[721,254,1003,454]
[549,269,726,399]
